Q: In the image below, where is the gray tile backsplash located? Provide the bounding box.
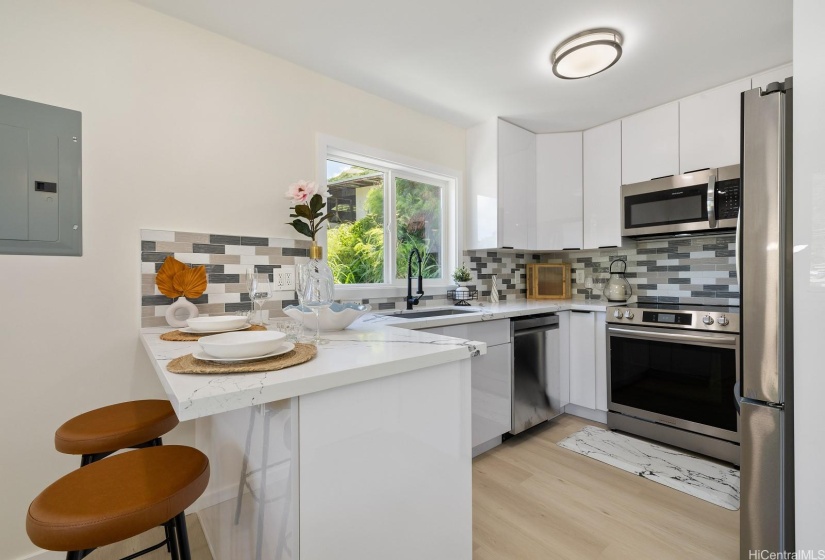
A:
[463,234,738,306]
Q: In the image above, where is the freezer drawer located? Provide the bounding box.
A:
[740,400,793,555]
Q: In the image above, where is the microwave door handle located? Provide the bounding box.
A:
[707,174,717,228]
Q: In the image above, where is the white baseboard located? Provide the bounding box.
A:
[563,404,608,424]
[14,550,64,560]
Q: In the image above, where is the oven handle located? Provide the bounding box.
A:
[607,326,738,346]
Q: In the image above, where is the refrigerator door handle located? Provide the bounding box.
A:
[736,212,741,286]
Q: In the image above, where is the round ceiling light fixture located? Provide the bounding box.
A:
[551,28,623,79]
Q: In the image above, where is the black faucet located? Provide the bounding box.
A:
[406,248,424,310]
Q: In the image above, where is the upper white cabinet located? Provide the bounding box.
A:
[751,63,792,91]
[621,102,679,185]
[535,132,583,250]
[583,120,622,249]
[680,78,751,173]
[466,118,535,249]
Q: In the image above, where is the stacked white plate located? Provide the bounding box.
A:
[195,331,294,362]
[183,316,250,334]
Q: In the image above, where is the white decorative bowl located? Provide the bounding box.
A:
[186,315,248,332]
[198,331,286,359]
[283,303,372,332]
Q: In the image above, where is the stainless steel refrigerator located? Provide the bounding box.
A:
[739,77,794,556]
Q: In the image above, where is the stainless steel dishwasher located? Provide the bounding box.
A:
[510,313,561,435]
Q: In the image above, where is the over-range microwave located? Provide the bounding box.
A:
[621,165,740,237]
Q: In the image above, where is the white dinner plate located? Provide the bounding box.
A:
[192,342,295,363]
[180,323,252,334]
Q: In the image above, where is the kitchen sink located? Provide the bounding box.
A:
[393,308,480,319]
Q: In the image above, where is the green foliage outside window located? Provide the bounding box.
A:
[327,175,443,284]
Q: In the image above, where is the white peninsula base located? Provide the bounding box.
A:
[193,360,472,560]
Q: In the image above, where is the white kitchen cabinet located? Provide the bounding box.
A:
[419,319,511,452]
[622,102,680,185]
[566,310,608,414]
[583,120,622,249]
[569,311,596,409]
[751,63,792,91]
[680,78,751,173]
[535,132,583,250]
[466,118,535,249]
[594,311,608,412]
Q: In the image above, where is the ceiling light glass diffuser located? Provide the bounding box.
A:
[551,28,623,79]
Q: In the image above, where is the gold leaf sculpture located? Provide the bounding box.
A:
[172,265,207,299]
[155,256,207,299]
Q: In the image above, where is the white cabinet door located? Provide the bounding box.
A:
[466,119,499,250]
[558,311,570,407]
[535,132,583,250]
[622,102,679,185]
[470,343,512,447]
[583,120,622,249]
[569,310,596,409]
[594,312,608,412]
[680,78,751,173]
[751,63,792,91]
[498,119,535,249]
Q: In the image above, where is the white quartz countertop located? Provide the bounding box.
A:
[141,321,487,421]
[363,298,618,330]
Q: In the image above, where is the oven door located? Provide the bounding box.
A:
[607,324,740,443]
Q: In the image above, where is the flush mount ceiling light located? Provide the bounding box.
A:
[551,28,623,79]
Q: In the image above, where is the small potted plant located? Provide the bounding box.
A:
[452,263,472,301]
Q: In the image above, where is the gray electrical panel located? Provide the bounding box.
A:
[0,94,81,256]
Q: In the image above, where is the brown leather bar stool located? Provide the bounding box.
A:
[55,400,179,466]
[27,445,209,560]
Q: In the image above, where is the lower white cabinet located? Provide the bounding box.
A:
[420,319,512,449]
[568,310,608,413]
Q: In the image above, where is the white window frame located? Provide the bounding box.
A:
[317,134,462,299]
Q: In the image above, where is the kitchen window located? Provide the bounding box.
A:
[321,142,458,289]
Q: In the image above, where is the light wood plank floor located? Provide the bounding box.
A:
[473,414,739,560]
[93,414,738,560]
[88,514,211,560]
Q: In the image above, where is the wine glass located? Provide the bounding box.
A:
[299,260,335,345]
[246,267,271,326]
[245,267,258,325]
[294,263,310,341]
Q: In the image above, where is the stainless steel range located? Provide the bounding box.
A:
[606,303,740,464]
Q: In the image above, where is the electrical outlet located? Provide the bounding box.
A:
[584,276,593,289]
[575,269,585,284]
[273,265,296,291]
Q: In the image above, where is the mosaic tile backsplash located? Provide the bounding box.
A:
[140,229,456,327]
[462,234,739,307]
[141,229,738,327]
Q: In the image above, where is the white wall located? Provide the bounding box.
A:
[0,1,464,558]
[793,0,825,551]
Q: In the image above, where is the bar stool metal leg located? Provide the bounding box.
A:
[175,511,192,560]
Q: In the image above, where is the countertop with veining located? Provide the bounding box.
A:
[140,320,487,421]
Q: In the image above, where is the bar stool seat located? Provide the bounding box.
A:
[55,400,178,456]
[26,445,209,555]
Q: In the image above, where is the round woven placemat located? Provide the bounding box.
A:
[160,324,267,342]
[166,343,317,374]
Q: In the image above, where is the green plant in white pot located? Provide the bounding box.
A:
[452,263,472,301]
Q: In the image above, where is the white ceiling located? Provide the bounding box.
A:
[130,0,792,133]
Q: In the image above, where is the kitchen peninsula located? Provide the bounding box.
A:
[140,319,485,560]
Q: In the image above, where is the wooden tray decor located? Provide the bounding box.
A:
[160,324,267,342]
[166,343,317,375]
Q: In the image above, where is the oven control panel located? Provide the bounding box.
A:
[607,306,739,333]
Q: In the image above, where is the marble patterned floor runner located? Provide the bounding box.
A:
[557,426,740,510]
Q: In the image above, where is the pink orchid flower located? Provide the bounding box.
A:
[285,180,318,204]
